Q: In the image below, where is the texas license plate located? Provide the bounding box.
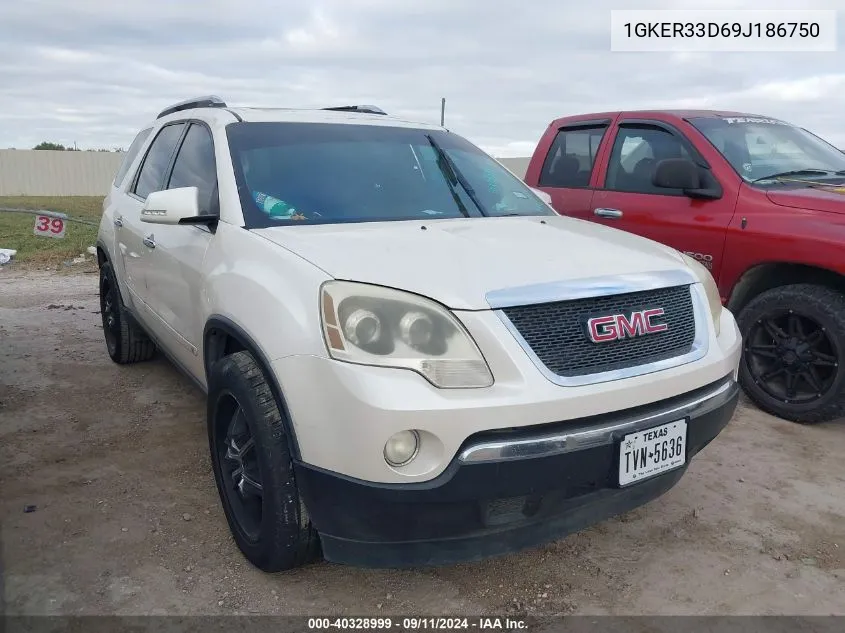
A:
[618,420,687,487]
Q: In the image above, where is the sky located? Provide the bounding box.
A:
[0,0,843,157]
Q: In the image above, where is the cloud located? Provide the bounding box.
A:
[0,0,843,153]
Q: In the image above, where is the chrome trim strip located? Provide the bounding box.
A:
[485,269,698,310]
[458,377,737,464]
[491,273,710,387]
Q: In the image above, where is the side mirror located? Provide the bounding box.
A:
[653,158,722,200]
[653,158,700,190]
[529,186,552,205]
[141,187,215,225]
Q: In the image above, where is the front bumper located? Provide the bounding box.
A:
[272,306,741,484]
[294,375,739,568]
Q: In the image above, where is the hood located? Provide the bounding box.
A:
[766,185,845,215]
[252,215,689,310]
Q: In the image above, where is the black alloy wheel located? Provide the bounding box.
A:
[97,259,156,364]
[216,398,264,542]
[737,284,845,424]
[100,267,120,358]
[744,310,837,405]
[207,351,320,571]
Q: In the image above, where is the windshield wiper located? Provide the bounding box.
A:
[425,134,488,217]
[753,169,833,183]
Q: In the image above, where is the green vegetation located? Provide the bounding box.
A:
[32,141,79,151]
[0,196,104,265]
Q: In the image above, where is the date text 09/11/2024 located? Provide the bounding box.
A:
[307,617,528,630]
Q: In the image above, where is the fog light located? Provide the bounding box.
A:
[384,430,420,466]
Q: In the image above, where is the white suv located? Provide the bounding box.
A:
[97,95,742,572]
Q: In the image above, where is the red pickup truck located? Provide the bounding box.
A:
[524,110,845,424]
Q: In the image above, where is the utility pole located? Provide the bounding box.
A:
[440,98,445,126]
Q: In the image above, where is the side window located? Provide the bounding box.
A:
[538,126,607,188]
[113,127,152,187]
[605,126,691,195]
[167,123,218,215]
[132,123,186,200]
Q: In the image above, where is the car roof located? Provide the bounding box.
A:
[548,109,787,127]
[148,96,445,132]
[229,106,445,130]
[632,109,782,119]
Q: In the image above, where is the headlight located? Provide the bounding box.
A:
[681,254,722,336]
[320,281,494,388]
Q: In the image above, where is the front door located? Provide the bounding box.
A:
[141,121,218,380]
[123,121,189,307]
[590,121,739,280]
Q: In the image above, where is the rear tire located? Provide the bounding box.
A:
[736,284,845,424]
[99,260,156,364]
[207,351,321,572]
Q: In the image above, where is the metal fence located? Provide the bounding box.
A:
[0,150,531,197]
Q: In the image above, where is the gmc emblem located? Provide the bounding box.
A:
[587,308,668,343]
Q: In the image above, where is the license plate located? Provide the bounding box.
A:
[618,419,687,487]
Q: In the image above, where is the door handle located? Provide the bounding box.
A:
[594,208,623,219]
[143,234,156,249]
[113,216,123,227]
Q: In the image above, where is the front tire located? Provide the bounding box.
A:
[737,284,845,424]
[207,351,320,572]
[99,260,156,364]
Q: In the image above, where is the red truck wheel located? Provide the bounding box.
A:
[736,284,845,424]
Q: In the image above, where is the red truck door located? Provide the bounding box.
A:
[588,119,739,281]
[531,118,616,219]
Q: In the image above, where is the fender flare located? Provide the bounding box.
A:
[95,238,136,312]
[203,315,303,461]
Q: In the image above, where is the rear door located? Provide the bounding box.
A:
[589,119,738,280]
[107,126,152,302]
[533,120,614,220]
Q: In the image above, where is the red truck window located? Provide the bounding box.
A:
[539,126,607,189]
[605,126,692,195]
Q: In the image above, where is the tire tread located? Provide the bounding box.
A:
[100,260,156,364]
[737,283,845,424]
[209,351,320,571]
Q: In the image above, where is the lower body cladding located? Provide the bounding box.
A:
[293,375,739,568]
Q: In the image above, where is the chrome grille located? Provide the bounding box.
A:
[501,285,696,378]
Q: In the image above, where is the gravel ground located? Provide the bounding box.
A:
[1,269,844,617]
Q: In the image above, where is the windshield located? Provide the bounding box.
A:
[226,122,554,228]
[688,116,845,184]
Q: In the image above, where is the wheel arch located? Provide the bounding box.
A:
[727,262,845,315]
[96,240,109,267]
[95,238,135,310]
[203,315,302,461]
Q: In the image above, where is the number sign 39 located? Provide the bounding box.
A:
[34,215,66,238]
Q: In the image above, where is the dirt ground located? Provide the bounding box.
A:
[1,268,844,617]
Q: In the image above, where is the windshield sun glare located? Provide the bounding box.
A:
[226,122,554,228]
[689,116,845,185]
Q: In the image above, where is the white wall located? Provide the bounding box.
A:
[497,157,530,180]
[0,149,532,197]
[0,149,126,196]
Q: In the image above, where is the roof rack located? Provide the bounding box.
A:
[157,95,227,119]
[322,105,387,115]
